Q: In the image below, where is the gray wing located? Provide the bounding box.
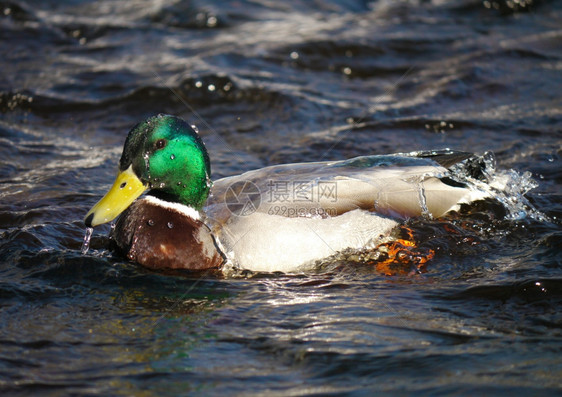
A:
[205,150,487,222]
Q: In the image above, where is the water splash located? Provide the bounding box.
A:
[417,180,432,219]
[81,227,93,255]
[451,152,548,222]
[403,174,434,219]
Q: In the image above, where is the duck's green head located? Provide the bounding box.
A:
[85,114,211,227]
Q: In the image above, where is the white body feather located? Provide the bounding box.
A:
[203,152,490,272]
[214,209,398,273]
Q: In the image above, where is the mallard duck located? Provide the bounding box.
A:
[85,114,491,273]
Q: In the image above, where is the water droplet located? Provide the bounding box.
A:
[143,152,150,178]
[159,183,165,188]
[482,151,496,172]
[147,219,155,226]
[206,15,217,27]
[170,154,175,160]
[81,227,93,255]
[167,222,173,229]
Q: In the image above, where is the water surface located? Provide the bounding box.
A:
[1,0,561,395]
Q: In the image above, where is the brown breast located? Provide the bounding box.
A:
[111,199,224,270]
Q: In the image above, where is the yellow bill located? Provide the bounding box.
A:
[84,165,147,227]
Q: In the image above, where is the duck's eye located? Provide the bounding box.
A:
[155,139,167,150]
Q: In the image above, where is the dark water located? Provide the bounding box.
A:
[1,0,561,395]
